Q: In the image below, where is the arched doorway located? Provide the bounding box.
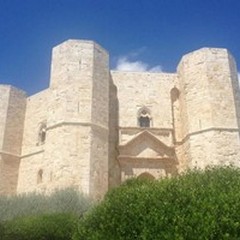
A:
[137,172,155,180]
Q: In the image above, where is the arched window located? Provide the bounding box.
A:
[138,107,151,127]
[170,87,180,103]
[37,169,43,184]
[38,122,47,144]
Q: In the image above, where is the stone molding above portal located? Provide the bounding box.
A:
[118,130,175,161]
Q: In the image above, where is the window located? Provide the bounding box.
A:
[139,115,150,127]
[138,108,151,128]
[37,169,43,184]
[38,122,47,144]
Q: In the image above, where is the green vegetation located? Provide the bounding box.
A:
[74,167,240,240]
[0,188,93,240]
[2,167,240,239]
[1,213,77,240]
[0,188,92,221]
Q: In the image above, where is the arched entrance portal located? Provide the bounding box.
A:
[137,172,155,180]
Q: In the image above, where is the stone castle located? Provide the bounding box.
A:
[0,39,240,198]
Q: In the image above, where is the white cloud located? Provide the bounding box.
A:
[114,56,163,73]
[149,65,163,72]
[115,57,148,72]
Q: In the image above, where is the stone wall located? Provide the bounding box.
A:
[111,71,176,129]
[0,86,26,194]
[0,86,11,150]
[0,40,240,197]
[21,40,110,197]
[111,72,178,180]
[89,42,110,198]
[177,48,240,169]
[17,89,49,193]
[108,77,121,189]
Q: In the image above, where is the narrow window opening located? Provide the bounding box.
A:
[37,169,43,184]
[138,108,151,128]
[139,115,150,127]
[38,123,47,145]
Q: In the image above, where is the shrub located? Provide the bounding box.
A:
[0,188,92,221]
[1,213,78,240]
[74,167,240,240]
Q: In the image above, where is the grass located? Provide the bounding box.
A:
[0,187,93,221]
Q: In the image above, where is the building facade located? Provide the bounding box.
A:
[0,39,240,198]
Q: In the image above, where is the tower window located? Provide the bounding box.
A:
[37,169,43,184]
[138,108,151,128]
[38,122,47,144]
[139,115,150,127]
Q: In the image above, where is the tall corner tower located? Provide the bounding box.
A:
[177,48,240,169]
[46,40,110,198]
[0,85,26,194]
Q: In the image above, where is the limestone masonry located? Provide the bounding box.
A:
[0,39,240,198]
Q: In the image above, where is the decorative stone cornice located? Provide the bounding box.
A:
[47,121,109,131]
[0,151,20,158]
[176,127,240,145]
[21,150,44,159]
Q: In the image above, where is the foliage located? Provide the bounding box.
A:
[74,167,240,240]
[0,188,93,222]
[1,213,78,240]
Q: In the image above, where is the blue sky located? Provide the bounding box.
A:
[0,0,240,95]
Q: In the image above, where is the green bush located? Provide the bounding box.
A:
[1,213,78,240]
[0,188,93,221]
[74,167,240,240]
